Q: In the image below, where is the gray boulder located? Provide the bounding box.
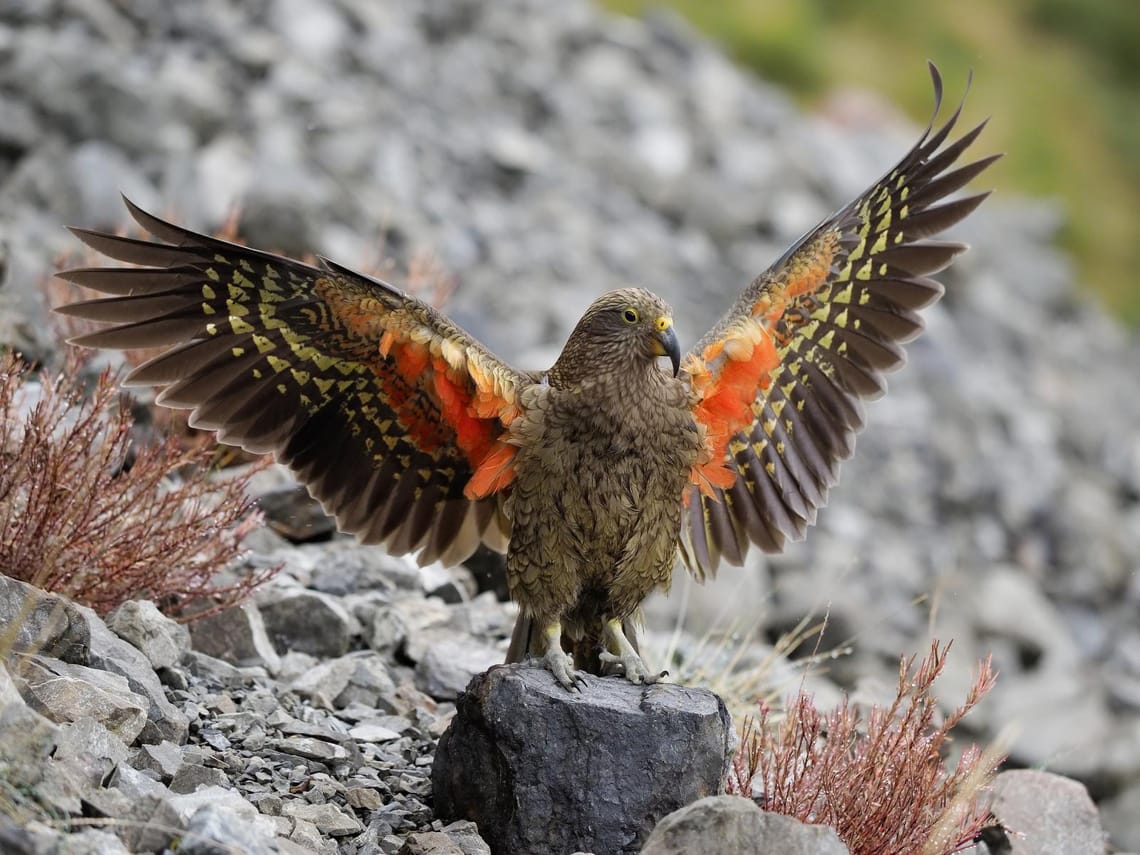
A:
[433,664,733,854]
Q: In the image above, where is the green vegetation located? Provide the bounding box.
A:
[603,0,1140,323]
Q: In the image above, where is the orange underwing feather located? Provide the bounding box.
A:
[466,441,518,499]
[56,197,526,564]
[678,63,1000,580]
[689,235,836,495]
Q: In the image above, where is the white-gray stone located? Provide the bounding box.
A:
[11,655,148,743]
[106,599,192,670]
[414,637,502,700]
[642,796,849,855]
[281,800,364,837]
[989,770,1106,855]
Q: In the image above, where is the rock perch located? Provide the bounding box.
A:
[432,664,733,855]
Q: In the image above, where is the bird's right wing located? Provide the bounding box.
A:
[56,199,529,565]
[678,64,1000,579]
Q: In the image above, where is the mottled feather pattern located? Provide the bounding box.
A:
[55,65,996,686]
[58,200,519,565]
[679,64,1000,578]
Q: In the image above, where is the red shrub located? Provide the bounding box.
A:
[0,353,274,617]
[727,640,1002,855]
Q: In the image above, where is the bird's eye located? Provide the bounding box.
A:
[622,308,639,324]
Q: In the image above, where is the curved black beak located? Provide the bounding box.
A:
[652,320,681,377]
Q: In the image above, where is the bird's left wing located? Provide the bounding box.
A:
[678,64,1000,579]
[56,199,529,565]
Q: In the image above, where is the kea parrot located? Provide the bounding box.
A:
[56,64,998,690]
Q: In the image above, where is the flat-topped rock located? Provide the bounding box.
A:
[432,664,733,855]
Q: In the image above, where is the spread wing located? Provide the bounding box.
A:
[679,64,1000,579]
[56,199,528,565]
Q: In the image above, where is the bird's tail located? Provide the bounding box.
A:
[505,611,537,664]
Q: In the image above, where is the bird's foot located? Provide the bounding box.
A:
[598,649,664,684]
[601,619,668,685]
[537,621,587,691]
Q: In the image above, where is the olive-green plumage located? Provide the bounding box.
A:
[56,65,997,691]
[504,290,699,685]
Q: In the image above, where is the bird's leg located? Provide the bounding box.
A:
[599,619,664,685]
[537,621,587,691]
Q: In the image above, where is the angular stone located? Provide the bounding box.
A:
[11,654,148,743]
[277,649,320,682]
[184,650,252,687]
[0,697,92,820]
[0,703,74,808]
[131,740,184,783]
[0,575,90,661]
[453,592,514,639]
[0,660,25,708]
[58,829,133,854]
[73,605,190,744]
[259,588,357,658]
[188,602,281,674]
[368,597,451,655]
[168,785,277,843]
[110,762,173,801]
[433,664,733,855]
[290,650,396,709]
[273,735,351,763]
[414,636,502,701]
[77,784,132,826]
[288,817,328,852]
[106,599,192,670]
[399,831,465,855]
[170,763,231,794]
[275,838,320,855]
[420,562,476,604]
[117,793,187,853]
[348,721,401,742]
[347,786,385,810]
[309,542,411,595]
[989,770,1105,855]
[335,653,399,709]
[439,820,492,855]
[52,716,130,789]
[641,796,849,855]
[180,802,279,855]
[282,800,364,836]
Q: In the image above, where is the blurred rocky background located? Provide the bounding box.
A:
[1,0,1138,852]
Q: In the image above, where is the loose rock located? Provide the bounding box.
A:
[106,599,192,670]
[641,795,849,855]
[988,770,1106,855]
[11,654,148,743]
[188,603,282,674]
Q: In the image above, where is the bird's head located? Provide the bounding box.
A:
[551,288,680,386]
